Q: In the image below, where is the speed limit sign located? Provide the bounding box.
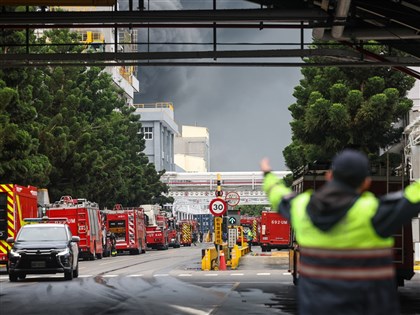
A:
[209,198,227,216]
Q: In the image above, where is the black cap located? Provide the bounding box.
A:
[331,149,370,189]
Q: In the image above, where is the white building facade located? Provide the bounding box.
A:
[174,125,210,172]
[133,102,179,172]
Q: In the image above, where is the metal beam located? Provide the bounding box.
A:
[3,48,420,68]
[3,61,420,68]
[0,22,331,29]
[0,8,330,28]
[0,49,361,62]
[1,0,115,4]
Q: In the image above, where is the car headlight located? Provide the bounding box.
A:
[9,249,21,258]
[57,248,70,256]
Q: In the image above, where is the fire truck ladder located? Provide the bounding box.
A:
[77,210,88,249]
[128,212,136,247]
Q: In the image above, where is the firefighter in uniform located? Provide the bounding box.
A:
[246,229,253,252]
[107,231,117,257]
[261,149,420,315]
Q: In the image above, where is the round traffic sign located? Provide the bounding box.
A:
[209,198,227,216]
[215,190,223,197]
[225,191,240,206]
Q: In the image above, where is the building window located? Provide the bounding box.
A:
[142,127,153,140]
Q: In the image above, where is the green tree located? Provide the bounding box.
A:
[236,205,269,216]
[0,24,52,186]
[284,43,415,171]
[0,26,171,208]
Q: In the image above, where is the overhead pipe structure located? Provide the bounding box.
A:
[1,2,420,73]
[0,8,330,29]
[331,0,351,39]
[321,28,420,40]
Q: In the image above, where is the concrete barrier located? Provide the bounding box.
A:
[201,243,251,270]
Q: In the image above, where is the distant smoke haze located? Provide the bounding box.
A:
[134,1,305,172]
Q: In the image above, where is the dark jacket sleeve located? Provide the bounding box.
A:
[277,194,297,221]
[372,190,420,238]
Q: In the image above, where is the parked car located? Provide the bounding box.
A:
[7,222,80,281]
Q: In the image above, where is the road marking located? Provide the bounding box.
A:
[283,272,291,275]
[79,275,92,278]
[0,276,8,279]
[257,273,271,276]
[204,274,218,277]
[99,258,132,266]
[178,273,192,277]
[127,274,143,277]
[103,274,118,278]
[171,305,210,315]
[230,273,244,276]
[153,274,169,277]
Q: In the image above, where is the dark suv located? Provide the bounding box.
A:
[7,223,80,281]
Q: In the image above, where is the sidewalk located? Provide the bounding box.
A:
[238,247,289,270]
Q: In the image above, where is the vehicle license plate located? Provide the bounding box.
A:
[31,261,46,268]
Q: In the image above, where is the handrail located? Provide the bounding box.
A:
[133,102,174,111]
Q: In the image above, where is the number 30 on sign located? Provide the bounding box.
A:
[209,198,227,216]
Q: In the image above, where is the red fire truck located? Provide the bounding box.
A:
[289,171,416,286]
[0,184,39,265]
[259,211,292,252]
[46,196,104,260]
[103,204,146,255]
[167,216,180,248]
[178,219,198,246]
[239,215,261,245]
[143,204,169,250]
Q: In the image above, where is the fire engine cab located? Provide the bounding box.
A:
[0,184,39,265]
[142,204,170,250]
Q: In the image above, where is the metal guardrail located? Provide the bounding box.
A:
[133,102,174,111]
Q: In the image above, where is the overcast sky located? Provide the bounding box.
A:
[133,0,306,172]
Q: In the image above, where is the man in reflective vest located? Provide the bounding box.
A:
[261,149,420,315]
[246,229,253,251]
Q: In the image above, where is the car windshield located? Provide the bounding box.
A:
[17,226,68,242]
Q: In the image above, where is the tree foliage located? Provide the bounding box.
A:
[0,26,172,208]
[283,43,415,171]
[235,205,269,216]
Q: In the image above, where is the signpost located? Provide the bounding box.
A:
[209,198,227,216]
[214,216,223,245]
[228,228,237,248]
[227,209,240,228]
[211,174,227,269]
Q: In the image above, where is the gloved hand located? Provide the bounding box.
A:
[405,180,420,203]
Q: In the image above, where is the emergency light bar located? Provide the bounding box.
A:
[23,216,68,224]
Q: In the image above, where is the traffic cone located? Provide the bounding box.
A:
[219,251,227,271]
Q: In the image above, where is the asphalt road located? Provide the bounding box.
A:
[0,244,419,315]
